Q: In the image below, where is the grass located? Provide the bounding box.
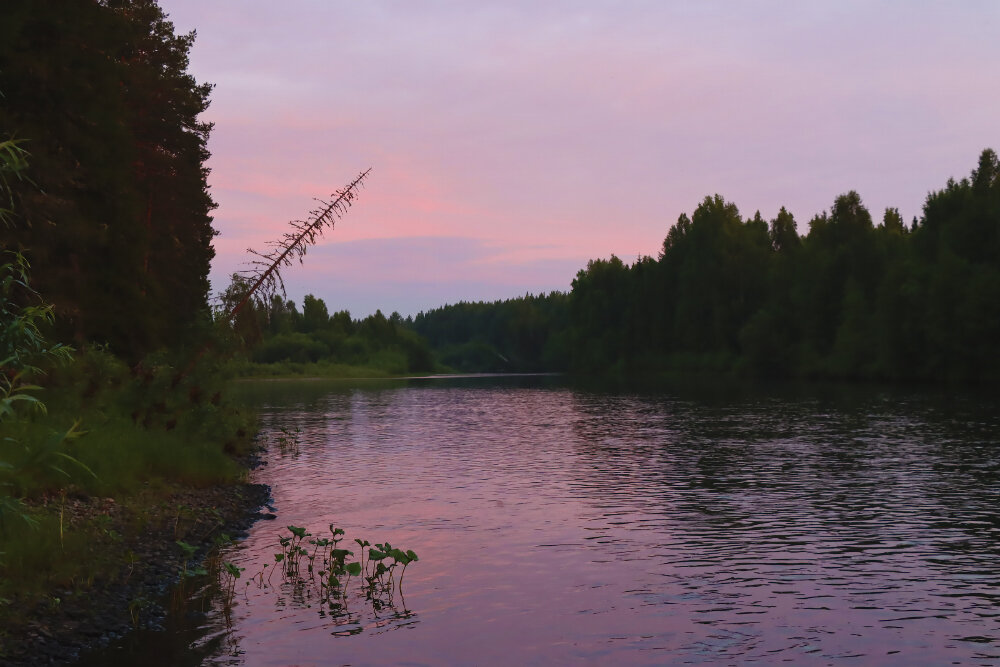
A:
[227,356,452,380]
[0,510,122,605]
[0,347,258,653]
[230,359,398,379]
[0,352,253,498]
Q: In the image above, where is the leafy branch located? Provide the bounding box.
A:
[0,139,31,228]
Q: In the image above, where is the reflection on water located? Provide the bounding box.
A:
[83,378,1000,665]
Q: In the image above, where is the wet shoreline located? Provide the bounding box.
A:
[0,480,271,667]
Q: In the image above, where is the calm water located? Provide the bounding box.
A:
[86,377,1000,665]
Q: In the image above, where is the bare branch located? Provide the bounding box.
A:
[226,168,371,322]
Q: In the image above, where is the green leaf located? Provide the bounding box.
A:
[52,451,97,479]
[176,540,197,558]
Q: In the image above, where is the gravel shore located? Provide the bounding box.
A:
[0,480,271,666]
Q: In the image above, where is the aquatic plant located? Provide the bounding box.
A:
[248,524,418,613]
[221,561,245,608]
[271,426,301,456]
[176,539,207,579]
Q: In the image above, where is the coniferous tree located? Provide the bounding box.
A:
[0,0,215,358]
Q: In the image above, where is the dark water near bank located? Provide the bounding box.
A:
[85,377,1000,665]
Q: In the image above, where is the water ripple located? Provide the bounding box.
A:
[214,379,1000,665]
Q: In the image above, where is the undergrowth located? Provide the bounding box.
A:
[0,344,258,653]
[228,358,412,379]
[0,347,254,499]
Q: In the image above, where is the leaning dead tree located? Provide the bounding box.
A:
[226,167,372,323]
[173,168,371,384]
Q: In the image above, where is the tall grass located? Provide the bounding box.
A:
[0,348,253,499]
[0,346,256,642]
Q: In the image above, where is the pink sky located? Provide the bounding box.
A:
[162,1,1000,317]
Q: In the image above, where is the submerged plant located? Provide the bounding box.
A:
[273,426,301,456]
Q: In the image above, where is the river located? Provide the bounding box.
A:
[81,376,1000,665]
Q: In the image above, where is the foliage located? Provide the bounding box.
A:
[0,139,31,228]
[223,289,436,376]
[1,252,73,372]
[412,292,571,373]
[0,252,78,531]
[557,148,1000,383]
[246,523,418,612]
[1,345,254,500]
[1,0,217,359]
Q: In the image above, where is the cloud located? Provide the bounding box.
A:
[165,0,1000,315]
[210,236,587,318]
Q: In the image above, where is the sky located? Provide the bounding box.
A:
[162,1,1000,318]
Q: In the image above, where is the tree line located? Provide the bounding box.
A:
[413,149,1000,383]
[409,293,569,373]
[222,285,434,375]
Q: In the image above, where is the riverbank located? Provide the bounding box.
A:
[227,358,453,380]
[0,476,271,666]
[0,349,269,665]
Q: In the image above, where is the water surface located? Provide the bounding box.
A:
[87,377,1000,665]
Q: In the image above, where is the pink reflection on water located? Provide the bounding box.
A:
[210,381,1000,666]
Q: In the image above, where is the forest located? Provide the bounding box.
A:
[221,286,434,377]
[565,154,1000,383]
[3,0,998,398]
[230,149,1000,384]
[406,150,1000,384]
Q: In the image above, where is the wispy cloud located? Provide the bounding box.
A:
[162,0,1000,314]
[212,236,584,317]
